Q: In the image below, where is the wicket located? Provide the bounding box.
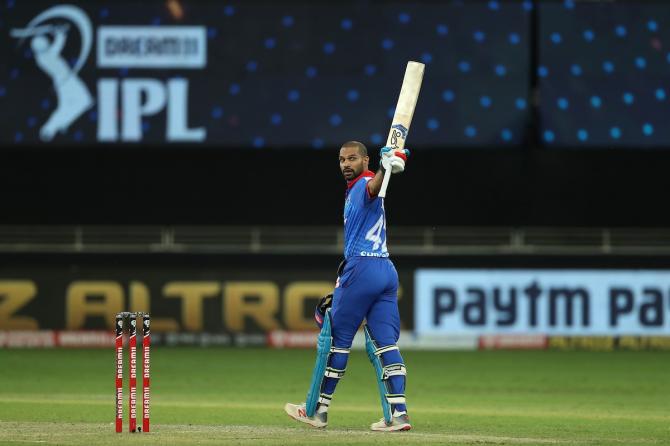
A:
[115,312,151,433]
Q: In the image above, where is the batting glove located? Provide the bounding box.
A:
[380,147,410,174]
[314,293,333,329]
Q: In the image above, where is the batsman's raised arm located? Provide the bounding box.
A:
[365,166,385,198]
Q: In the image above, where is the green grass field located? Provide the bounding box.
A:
[0,348,668,445]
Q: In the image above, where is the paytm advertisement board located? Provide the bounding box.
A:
[415,269,670,336]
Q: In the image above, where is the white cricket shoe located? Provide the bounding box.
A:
[370,413,411,432]
[284,403,328,428]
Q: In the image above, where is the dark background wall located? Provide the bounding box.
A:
[3,147,670,226]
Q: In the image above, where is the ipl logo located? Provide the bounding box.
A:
[11,5,93,141]
[10,4,207,143]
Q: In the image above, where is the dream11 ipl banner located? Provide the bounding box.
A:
[8,4,206,143]
[415,269,670,336]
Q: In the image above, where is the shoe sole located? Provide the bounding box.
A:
[284,404,327,429]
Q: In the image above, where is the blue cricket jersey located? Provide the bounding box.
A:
[343,170,389,259]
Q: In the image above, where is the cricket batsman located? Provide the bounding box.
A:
[285,140,411,432]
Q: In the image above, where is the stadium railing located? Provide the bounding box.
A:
[1,225,670,255]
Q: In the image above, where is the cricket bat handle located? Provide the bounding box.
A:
[378,165,392,198]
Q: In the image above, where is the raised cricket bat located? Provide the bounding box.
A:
[379,61,425,198]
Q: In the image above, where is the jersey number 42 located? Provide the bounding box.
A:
[365,215,386,251]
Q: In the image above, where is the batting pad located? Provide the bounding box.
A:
[364,325,406,424]
[305,309,333,416]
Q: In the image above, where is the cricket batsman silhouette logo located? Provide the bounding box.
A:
[10,5,93,141]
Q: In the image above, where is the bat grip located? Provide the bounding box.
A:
[378,166,392,198]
